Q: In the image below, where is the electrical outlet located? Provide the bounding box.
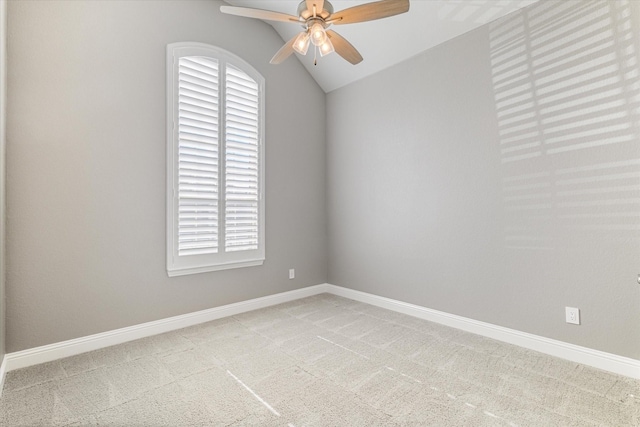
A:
[565,307,580,325]
[289,269,295,280]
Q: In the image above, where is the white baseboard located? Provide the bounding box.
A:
[0,354,7,398]
[2,282,638,385]
[326,284,640,379]
[3,284,330,373]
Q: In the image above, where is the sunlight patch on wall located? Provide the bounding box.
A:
[489,0,640,250]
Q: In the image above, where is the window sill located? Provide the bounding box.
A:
[167,258,264,277]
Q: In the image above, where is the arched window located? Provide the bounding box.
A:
[166,43,265,276]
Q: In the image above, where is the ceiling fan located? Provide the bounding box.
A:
[220,0,410,65]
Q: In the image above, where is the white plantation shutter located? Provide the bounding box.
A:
[178,57,219,256]
[225,65,260,252]
[167,43,265,276]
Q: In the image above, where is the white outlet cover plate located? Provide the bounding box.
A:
[565,307,580,325]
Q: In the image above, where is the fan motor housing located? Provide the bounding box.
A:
[297,0,333,20]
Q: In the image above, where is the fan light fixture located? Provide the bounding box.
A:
[293,28,335,63]
[297,21,335,61]
[220,0,410,66]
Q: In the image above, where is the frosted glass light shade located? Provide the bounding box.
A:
[319,38,335,57]
[310,22,327,46]
[293,32,310,55]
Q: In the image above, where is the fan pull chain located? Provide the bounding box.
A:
[314,45,318,66]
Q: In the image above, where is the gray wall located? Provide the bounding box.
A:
[0,0,6,362]
[327,0,640,359]
[6,0,327,352]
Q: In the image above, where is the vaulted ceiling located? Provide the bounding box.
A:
[223,0,539,92]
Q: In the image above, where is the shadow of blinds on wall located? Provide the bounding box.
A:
[490,0,640,250]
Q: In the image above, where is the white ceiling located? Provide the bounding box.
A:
[224,0,538,93]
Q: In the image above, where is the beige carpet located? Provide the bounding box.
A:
[1,293,638,426]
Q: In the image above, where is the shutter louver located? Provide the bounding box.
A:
[225,64,260,252]
[178,57,219,256]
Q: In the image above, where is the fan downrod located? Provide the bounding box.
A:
[297,1,334,21]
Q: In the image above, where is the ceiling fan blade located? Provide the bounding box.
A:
[327,30,363,65]
[270,35,298,65]
[220,5,300,23]
[306,0,325,17]
[331,0,409,25]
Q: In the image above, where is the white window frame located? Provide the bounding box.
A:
[166,42,265,277]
